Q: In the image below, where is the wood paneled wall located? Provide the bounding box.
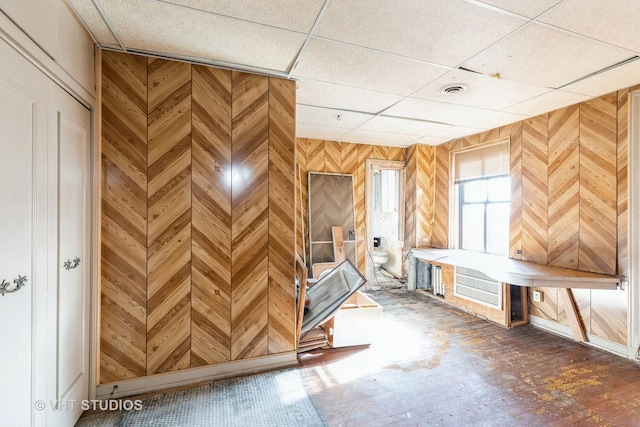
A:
[100,51,296,383]
[295,139,404,272]
[424,90,631,346]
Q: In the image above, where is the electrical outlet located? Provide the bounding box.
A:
[532,290,543,303]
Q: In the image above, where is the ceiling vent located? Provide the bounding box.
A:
[440,83,468,96]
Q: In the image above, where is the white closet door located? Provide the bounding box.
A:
[0,40,49,426]
[47,85,91,427]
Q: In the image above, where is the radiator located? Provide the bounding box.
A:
[432,265,444,296]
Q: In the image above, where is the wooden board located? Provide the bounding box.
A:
[548,105,580,269]
[579,93,617,275]
[268,77,296,354]
[230,71,269,360]
[190,65,232,366]
[521,114,548,264]
[100,50,148,382]
[501,122,523,260]
[617,89,629,277]
[356,144,373,271]
[416,144,434,247]
[431,144,449,248]
[146,58,192,375]
[403,145,417,249]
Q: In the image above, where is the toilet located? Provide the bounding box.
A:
[372,249,389,269]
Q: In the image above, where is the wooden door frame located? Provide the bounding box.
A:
[364,158,405,282]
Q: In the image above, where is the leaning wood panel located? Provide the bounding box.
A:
[190,65,232,366]
[521,115,548,264]
[268,77,296,354]
[296,138,308,257]
[146,58,192,375]
[431,144,449,248]
[416,144,434,247]
[617,89,629,277]
[501,122,522,260]
[231,71,269,360]
[100,50,148,382]
[404,145,417,249]
[548,106,580,269]
[356,144,373,271]
[579,94,617,275]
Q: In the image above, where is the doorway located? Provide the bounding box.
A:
[365,159,405,282]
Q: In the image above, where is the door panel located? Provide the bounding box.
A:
[0,64,35,427]
[49,86,91,426]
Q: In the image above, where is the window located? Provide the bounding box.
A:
[458,176,509,255]
[453,140,510,256]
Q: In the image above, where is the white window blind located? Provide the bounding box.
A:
[454,141,509,183]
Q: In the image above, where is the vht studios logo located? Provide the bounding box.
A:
[35,399,143,411]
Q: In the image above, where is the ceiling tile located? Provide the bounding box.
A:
[292,38,450,95]
[100,0,306,72]
[296,78,404,114]
[562,58,640,97]
[315,0,526,67]
[502,89,590,116]
[477,0,563,18]
[384,98,527,129]
[540,0,640,53]
[430,125,486,140]
[339,129,420,147]
[411,136,452,146]
[164,0,325,33]
[296,123,350,141]
[413,68,551,110]
[463,23,635,88]
[67,0,119,45]
[297,105,374,129]
[359,116,451,136]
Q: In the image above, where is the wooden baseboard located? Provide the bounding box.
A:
[96,352,298,399]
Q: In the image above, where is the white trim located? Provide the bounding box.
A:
[95,352,298,399]
[0,10,95,108]
[530,315,629,359]
[628,91,640,359]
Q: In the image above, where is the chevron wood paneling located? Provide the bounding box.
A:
[296,139,308,257]
[268,78,296,354]
[416,144,434,247]
[190,65,232,367]
[307,139,325,172]
[548,105,580,269]
[389,147,404,161]
[100,50,148,382]
[146,58,192,375]
[356,144,373,271]
[617,89,629,277]
[373,144,389,160]
[404,145,417,249]
[579,94,617,275]
[521,115,548,264]
[591,288,627,345]
[325,140,342,173]
[481,128,500,144]
[558,288,590,334]
[501,122,523,260]
[431,144,449,248]
[341,142,358,174]
[231,71,269,360]
[529,287,558,321]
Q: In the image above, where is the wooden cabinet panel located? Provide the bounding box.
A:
[579,94,617,275]
[522,114,548,264]
[231,72,269,360]
[146,58,192,375]
[268,78,296,353]
[100,51,148,382]
[191,65,232,366]
[548,105,580,269]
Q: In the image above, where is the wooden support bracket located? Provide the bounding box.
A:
[559,288,587,342]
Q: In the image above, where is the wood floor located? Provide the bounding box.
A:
[299,289,640,426]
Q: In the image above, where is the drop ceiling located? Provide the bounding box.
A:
[67,0,640,147]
